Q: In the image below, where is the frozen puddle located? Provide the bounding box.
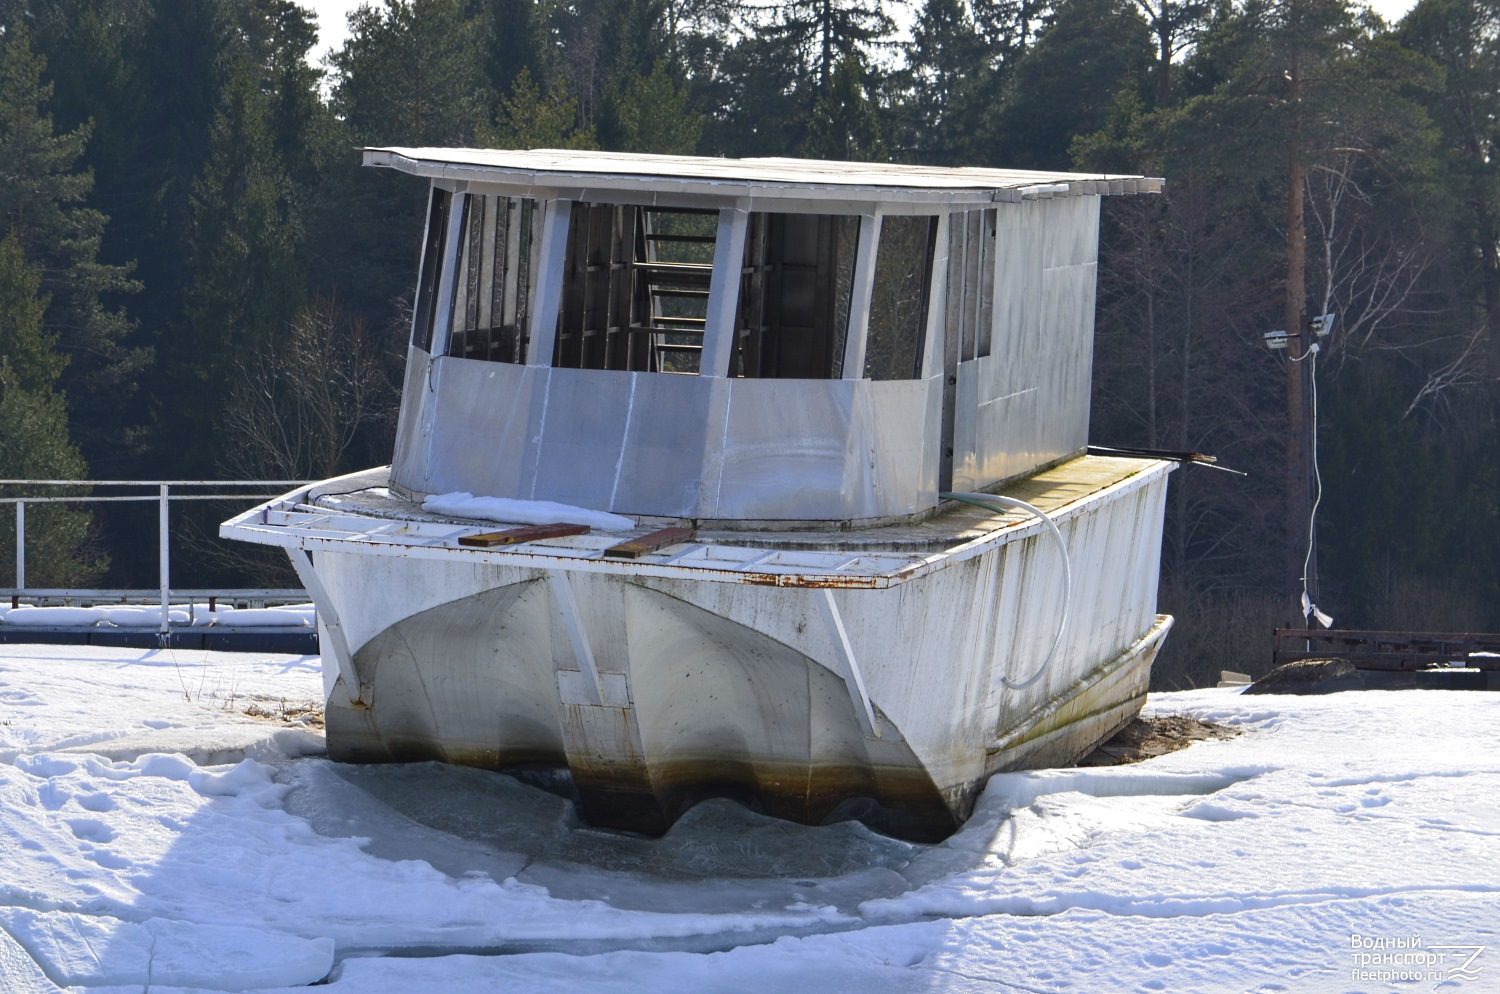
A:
[284,761,918,907]
[268,757,1274,973]
[2,645,1497,993]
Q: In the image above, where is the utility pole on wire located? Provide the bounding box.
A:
[1284,93,1316,612]
[1265,46,1332,627]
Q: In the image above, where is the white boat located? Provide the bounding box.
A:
[223,148,1173,841]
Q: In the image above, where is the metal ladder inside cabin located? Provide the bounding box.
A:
[636,208,715,373]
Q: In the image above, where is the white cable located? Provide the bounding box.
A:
[943,492,1072,690]
[1301,346,1331,628]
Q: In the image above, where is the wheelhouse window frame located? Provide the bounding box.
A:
[416,183,942,384]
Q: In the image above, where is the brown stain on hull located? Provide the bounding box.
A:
[329,580,1168,844]
[326,673,957,841]
[575,754,959,843]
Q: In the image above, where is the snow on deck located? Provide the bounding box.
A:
[0,644,1496,992]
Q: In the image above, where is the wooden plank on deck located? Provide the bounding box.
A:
[458,523,590,547]
[603,526,696,559]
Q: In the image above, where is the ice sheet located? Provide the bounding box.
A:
[0,645,1496,992]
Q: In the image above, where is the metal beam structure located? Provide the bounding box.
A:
[814,588,879,737]
[285,547,361,704]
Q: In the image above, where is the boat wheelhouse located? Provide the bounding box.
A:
[223,148,1173,841]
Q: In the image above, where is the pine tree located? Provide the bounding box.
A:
[694,31,806,156]
[231,0,324,187]
[983,0,1153,170]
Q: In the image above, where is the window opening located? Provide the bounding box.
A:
[864,215,937,381]
[552,204,716,373]
[977,210,995,358]
[640,208,716,373]
[440,193,538,363]
[946,209,996,363]
[732,213,858,379]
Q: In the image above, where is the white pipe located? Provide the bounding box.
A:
[943,491,1072,690]
[159,485,170,635]
[15,500,23,591]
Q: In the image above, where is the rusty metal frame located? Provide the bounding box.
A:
[1273,628,1500,671]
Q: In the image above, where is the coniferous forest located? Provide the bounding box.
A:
[1,0,1497,685]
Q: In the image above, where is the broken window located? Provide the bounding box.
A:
[864,215,937,381]
[732,213,858,379]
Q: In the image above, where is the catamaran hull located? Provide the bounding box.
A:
[298,468,1170,841]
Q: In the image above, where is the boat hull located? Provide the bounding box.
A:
[290,462,1171,841]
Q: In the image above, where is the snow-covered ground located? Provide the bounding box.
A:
[0,644,1494,993]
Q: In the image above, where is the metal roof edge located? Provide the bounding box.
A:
[362,148,1164,202]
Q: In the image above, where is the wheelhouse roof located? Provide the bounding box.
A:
[363,147,1163,208]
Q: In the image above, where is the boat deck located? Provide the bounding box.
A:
[221,455,1171,590]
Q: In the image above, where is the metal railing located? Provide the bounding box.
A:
[3,480,311,634]
[1273,628,1500,671]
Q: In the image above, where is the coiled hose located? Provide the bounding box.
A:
[941,491,1072,690]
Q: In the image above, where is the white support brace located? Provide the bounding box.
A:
[525,199,574,366]
[700,205,749,378]
[431,185,468,348]
[841,213,882,380]
[547,570,606,706]
[920,212,951,380]
[815,588,880,737]
[286,548,363,705]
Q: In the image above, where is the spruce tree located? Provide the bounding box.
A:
[177,57,304,470]
[481,69,600,149]
[802,55,886,161]
[0,234,105,586]
[330,0,492,147]
[0,24,142,469]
